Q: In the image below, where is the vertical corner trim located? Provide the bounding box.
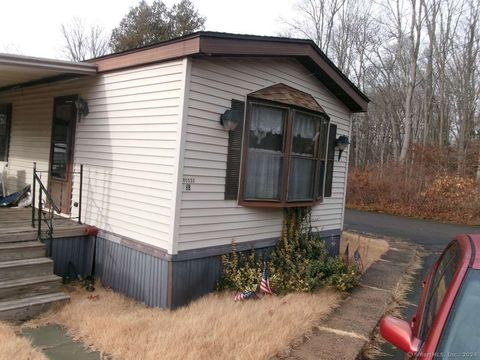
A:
[168,57,192,255]
[340,115,353,230]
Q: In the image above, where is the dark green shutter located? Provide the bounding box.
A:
[324,123,337,197]
[224,100,245,200]
[0,104,12,162]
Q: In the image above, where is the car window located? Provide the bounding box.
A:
[436,269,480,355]
[420,242,459,340]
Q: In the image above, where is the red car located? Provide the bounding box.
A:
[380,234,480,359]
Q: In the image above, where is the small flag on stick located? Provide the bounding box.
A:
[234,291,257,301]
[353,247,363,271]
[260,262,273,295]
[343,243,350,265]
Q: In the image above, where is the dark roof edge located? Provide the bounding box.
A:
[89,31,369,111]
[86,31,314,62]
[196,32,369,104]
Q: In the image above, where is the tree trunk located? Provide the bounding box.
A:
[400,0,421,162]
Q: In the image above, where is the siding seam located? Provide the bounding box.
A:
[168,58,192,255]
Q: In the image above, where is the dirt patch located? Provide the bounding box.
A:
[0,321,46,360]
[341,231,390,271]
[26,285,341,360]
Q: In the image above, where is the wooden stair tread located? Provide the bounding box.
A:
[0,257,53,268]
[0,292,69,312]
[0,232,37,243]
[0,275,61,289]
[0,241,44,249]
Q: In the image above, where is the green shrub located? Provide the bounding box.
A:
[219,208,360,293]
[218,242,261,292]
[308,257,359,292]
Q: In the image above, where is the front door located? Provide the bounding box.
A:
[49,96,77,215]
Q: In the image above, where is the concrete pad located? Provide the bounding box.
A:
[288,329,366,360]
[22,325,100,360]
[360,261,408,290]
[284,241,417,360]
[323,288,391,337]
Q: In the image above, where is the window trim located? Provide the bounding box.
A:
[239,97,330,208]
[0,103,12,162]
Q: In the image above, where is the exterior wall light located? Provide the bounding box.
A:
[335,135,350,160]
[220,108,242,131]
[75,97,89,121]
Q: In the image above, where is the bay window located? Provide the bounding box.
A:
[239,100,330,207]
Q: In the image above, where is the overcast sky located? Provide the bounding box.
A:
[0,0,297,59]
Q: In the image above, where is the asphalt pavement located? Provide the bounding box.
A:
[344,208,480,359]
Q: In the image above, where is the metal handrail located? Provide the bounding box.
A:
[31,162,84,253]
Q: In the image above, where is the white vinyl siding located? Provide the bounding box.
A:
[177,57,351,252]
[0,60,186,250]
[0,55,352,254]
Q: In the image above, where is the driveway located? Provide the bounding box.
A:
[344,209,480,359]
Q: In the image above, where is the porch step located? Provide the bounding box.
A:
[0,231,37,243]
[0,258,53,281]
[0,292,70,322]
[0,275,62,301]
[0,241,45,261]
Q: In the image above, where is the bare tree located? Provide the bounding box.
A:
[61,18,110,61]
[399,0,423,161]
[282,0,347,56]
[283,0,480,178]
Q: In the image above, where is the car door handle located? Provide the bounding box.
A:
[410,315,416,328]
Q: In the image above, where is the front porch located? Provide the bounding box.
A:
[0,207,86,242]
[0,207,88,321]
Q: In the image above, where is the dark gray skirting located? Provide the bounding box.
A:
[94,237,169,308]
[45,236,94,280]
[47,229,341,309]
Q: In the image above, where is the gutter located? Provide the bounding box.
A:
[0,53,97,75]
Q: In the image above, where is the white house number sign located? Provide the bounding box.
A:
[182,177,195,191]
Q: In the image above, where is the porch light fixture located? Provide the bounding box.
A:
[220,108,242,131]
[335,135,350,161]
[75,97,89,120]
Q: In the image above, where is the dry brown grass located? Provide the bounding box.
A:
[0,321,46,360]
[26,285,341,360]
[340,231,390,271]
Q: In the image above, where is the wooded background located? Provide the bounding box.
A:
[284,0,480,223]
[60,0,480,222]
[284,0,479,177]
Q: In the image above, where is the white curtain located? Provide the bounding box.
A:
[288,158,315,200]
[293,113,317,139]
[250,106,284,146]
[245,105,284,199]
[245,150,283,199]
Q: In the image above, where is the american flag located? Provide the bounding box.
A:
[260,262,273,295]
[353,247,363,271]
[343,243,350,265]
[234,291,256,301]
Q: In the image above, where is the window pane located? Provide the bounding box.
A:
[421,243,459,340]
[249,105,284,152]
[51,121,69,179]
[245,105,285,200]
[245,150,283,200]
[288,158,315,201]
[437,269,480,353]
[55,103,74,121]
[292,113,318,156]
